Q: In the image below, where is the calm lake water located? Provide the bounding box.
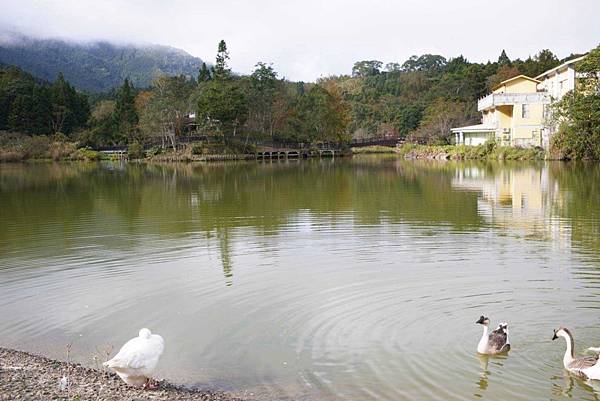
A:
[2,157,600,400]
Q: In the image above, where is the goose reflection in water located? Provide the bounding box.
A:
[551,371,600,401]
[473,354,509,398]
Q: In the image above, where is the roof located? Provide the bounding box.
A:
[535,55,587,80]
[451,124,496,133]
[492,75,540,91]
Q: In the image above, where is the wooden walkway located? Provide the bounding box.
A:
[256,149,336,159]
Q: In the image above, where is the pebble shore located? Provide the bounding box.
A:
[0,347,247,401]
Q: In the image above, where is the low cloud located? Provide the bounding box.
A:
[1,0,599,81]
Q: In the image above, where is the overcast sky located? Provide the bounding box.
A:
[1,0,599,81]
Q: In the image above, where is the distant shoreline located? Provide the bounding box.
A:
[0,347,246,401]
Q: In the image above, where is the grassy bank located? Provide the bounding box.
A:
[397,142,547,161]
[351,145,397,154]
[0,132,106,162]
[2,132,550,163]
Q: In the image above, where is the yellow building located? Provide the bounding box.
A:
[451,55,587,148]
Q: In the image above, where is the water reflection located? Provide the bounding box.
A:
[1,158,600,401]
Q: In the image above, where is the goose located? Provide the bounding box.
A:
[552,327,600,380]
[475,315,510,355]
[103,328,165,388]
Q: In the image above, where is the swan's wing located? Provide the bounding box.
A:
[105,335,164,370]
[488,328,508,352]
[569,355,599,371]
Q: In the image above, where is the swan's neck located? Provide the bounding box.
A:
[562,333,575,367]
[477,325,489,353]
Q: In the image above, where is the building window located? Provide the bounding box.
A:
[522,104,530,119]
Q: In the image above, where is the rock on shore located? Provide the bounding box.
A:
[0,347,247,401]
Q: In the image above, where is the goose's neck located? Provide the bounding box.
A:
[477,325,489,353]
[562,333,575,367]
[481,325,489,338]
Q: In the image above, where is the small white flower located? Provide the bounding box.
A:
[59,375,68,390]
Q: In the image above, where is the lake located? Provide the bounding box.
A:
[1,157,600,400]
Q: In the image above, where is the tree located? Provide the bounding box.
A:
[82,100,118,147]
[114,78,139,141]
[486,65,520,91]
[198,62,212,82]
[195,80,248,137]
[140,75,195,148]
[352,60,383,77]
[285,85,350,143]
[550,45,600,159]
[247,62,280,137]
[29,85,53,135]
[518,50,559,77]
[7,95,30,133]
[385,62,402,73]
[577,45,600,92]
[408,99,475,144]
[402,54,447,73]
[213,40,231,81]
[50,72,89,135]
[498,49,511,66]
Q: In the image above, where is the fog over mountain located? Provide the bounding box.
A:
[0,32,204,92]
[1,0,599,82]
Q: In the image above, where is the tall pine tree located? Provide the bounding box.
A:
[498,49,511,66]
[114,78,138,141]
[213,40,231,81]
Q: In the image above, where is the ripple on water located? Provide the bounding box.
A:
[3,161,600,401]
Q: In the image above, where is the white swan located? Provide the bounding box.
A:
[476,315,510,355]
[103,328,165,388]
[553,327,600,380]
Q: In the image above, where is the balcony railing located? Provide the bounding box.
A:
[477,92,551,111]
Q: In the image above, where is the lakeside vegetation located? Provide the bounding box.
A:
[0,41,599,161]
[397,142,546,161]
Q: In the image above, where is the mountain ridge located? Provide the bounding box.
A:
[0,33,204,92]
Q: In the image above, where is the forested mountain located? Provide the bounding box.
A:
[0,33,204,92]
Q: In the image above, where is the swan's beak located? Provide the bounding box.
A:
[552,333,558,341]
[476,316,485,324]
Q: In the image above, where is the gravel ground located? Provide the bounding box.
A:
[0,347,248,401]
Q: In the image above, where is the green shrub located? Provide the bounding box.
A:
[146,146,163,157]
[128,142,144,159]
[190,142,204,155]
[73,147,101,161]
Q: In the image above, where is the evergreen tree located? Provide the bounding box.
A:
[213,40,231,81]
[196,81,248,137]
[30,85,53,135]
[198,62,212,82]
[114,78,138,140]
[498,49,511,66]
[50,72,74,134]
[7,95,28,132]
[49,72,89,134]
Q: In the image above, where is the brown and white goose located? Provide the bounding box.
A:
[476,315,510,355]
[552,327,600,380]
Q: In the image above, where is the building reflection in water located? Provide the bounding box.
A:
[451,164,570,246]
